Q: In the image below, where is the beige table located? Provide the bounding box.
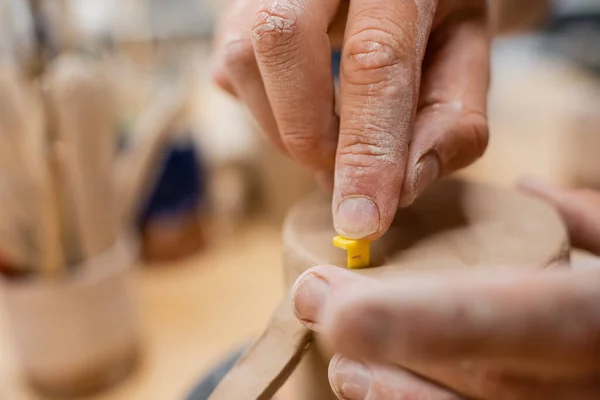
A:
[0,221,285,400]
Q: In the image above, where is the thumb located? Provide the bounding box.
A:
[518,178,600,255]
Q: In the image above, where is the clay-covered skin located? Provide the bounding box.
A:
[212,0,490,241]
[291,180,600,400]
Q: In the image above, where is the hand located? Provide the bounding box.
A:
[212,0,490,240]
[290,180,600,399]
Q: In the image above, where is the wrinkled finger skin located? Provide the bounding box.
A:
[213,0,491,241]
[211,0,286,151]
[292,264,600,399]
[334,0,490,240]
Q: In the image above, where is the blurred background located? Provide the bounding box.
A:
[0,0,599,399]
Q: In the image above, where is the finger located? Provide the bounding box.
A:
[252,0,341,169]
[328,355,463,400]
[399,3,490,206]
[212,1,241,97]
[328,356,600,400]
[333,0,437,240]
[291,264,357,330]
[212,0,285,151]
[292,266,600,399]
[407,360,600,400]
[211,67,237,98]
[519,178,600,255]
[291,265,600,374]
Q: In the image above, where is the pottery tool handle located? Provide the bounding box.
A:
[25,78,64,274]
[208,296,312,400]
[116,83,187,227]
[32,91,64,274]
[0,70,37,244]
[44,55,117,260]
[0,68,63,273]
[0,184,31,269]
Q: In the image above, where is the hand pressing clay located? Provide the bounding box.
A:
[210,178,569,400]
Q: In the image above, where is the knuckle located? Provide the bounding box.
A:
[338,129,398,168]
[343,25,414,85]
[221,38,255,70]
[281,130,320,154]
[346,30,399,70]
[252,2,302,57]
[417,101,490,171]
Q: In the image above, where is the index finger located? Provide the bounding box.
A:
[333,0,437,240]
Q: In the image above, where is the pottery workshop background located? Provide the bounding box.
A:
[0,0,599,399]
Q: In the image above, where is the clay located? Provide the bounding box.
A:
[210,179,569,399]
[284,179,567,282]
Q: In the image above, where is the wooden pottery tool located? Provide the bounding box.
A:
[208,178,568,399]
[44,54,118,261]
[0,60,143,397]
[0,180,32,270]
[0,69,39,269]
[115,81,188,227]
[0,67,63,274]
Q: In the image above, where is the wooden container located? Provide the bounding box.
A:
[0,237,141,397]
[208,179,569,399]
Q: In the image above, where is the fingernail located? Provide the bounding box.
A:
[329,357,371,400]
[334,196,380,239]
[291,272,330,327]
[400,153,439,207]
[415,153,439,196]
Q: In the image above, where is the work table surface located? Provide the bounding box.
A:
[0,221,286,400]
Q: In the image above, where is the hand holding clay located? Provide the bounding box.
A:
[290,180,600,399]
[212,0,490,240]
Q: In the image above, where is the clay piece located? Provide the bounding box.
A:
[210,179,569,399]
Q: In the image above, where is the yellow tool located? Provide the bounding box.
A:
[333,236,371,269]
